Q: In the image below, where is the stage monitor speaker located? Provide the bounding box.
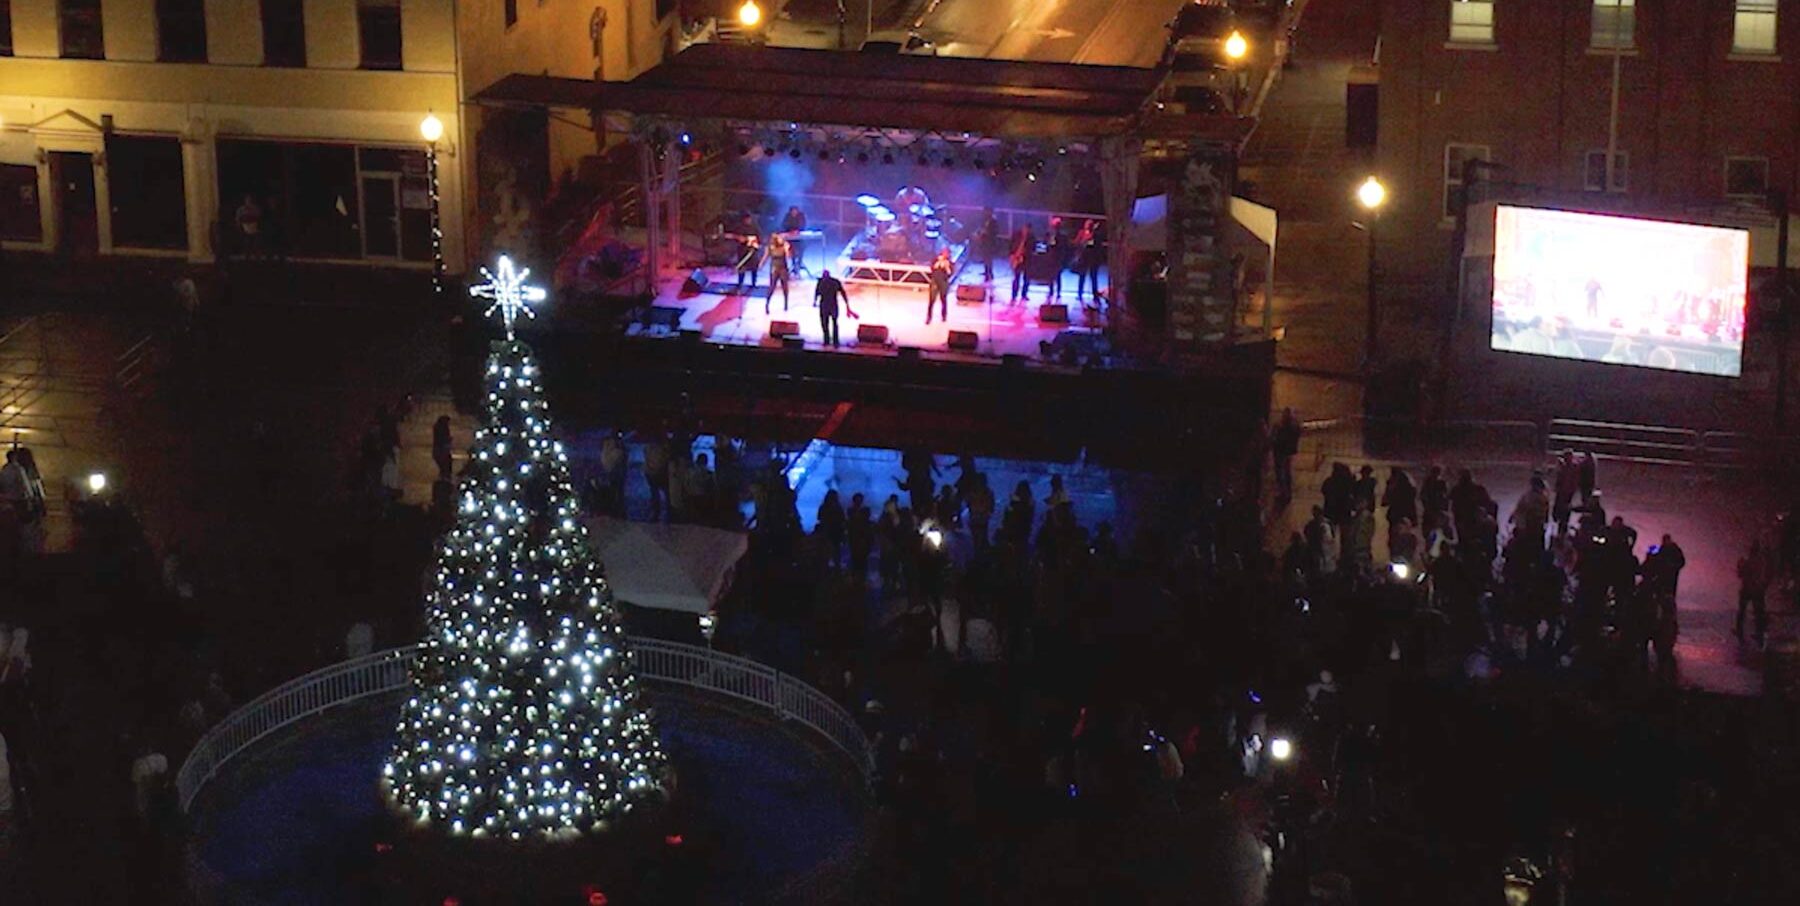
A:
[955,284,987,304]
[1039,303,1070,324]
[644,306,683,331]
[679,329,703,345]
[947,330,979,352]
[897,346,922,362]
[857,323,890,344]
[769,320,801,338]
[781,336,806,350]
[1001,354,1028,370]
[681,268,707,297]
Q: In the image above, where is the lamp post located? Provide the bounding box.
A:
[738,0,762,28]
[1224,30,1249,114]
[1357,176,1387,369]
[420,113,445,296]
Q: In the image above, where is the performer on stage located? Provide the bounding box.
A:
[781,205,810,276]
[766,232,792,314]
[1046,218,1069,302]
[974,208,999,282]
[1075,219,1105,305]
[927,249,953,325]
[1009,224,1036,303]
[816,268,846,346]
[734,234,762,293]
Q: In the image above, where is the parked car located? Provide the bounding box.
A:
[1163,0,1238,70]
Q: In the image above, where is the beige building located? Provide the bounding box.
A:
[0,0,680,272]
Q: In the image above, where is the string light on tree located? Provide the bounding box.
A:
[467,255,548,339]
[385,257,666,839]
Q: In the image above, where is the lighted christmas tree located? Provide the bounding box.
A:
[383,256,666,841]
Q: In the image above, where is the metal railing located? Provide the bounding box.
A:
[176,638,873,815]
[1544,418,1706,468]
[1297,415,1544,470]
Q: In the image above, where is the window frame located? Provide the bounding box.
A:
[1724,156,1771,199]
[0,0,14,57]
[1443,143,1493,220]
[155,0,209,63]
[57,0,105,60]
[357,0,404,70]
[1590,0,1636,50]
[261,0,307,67]
[1732,0,1778,55]
[1583,149,1630,193]
[1448,0,1496,46]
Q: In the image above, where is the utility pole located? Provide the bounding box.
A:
[1776,188,1791,433]
[1604,5,1624,193]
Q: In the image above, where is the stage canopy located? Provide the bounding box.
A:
[583,516,748,616]
[474,42,1242,143]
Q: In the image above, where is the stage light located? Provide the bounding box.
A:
[679,132,691,146]
[1269,737,1293,762]
[881,152,894,165]
[762,145,775,158]
[818,148,830,161]
[737,0,762,28]
[856,151,869,164]
[941,157,955,169]
[973,157,985,169]
[738,143,751,157]
[790,148,802,159]
[1027,172,1038,182]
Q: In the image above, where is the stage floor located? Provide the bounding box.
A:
[628,261,1112,362]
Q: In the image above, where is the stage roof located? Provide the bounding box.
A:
[473,43,1179,141]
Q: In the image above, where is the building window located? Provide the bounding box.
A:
[262,0,307,67]
[1584,149,1629,192]
[156,0,208,62]
[1725,157,1770,198]
[58,0,104,59]
[358,0,403,70]
[1591,0,1634,49]
[1449,0,1495,45]
[1734,0,1778,54]
[107,136,188,249]
[1444,143,1492,219]
[504,0,517,28]
[1,0,14,56]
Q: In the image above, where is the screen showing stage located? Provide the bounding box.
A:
[1490,205,1749,377]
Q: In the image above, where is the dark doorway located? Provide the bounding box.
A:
[50,151,98,255]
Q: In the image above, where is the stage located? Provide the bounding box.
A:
[625,256,1114,365]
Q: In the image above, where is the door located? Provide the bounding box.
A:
[50,152,99,255]
[359,174,400,258]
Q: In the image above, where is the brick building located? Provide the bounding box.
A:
[1375,0,1800,300]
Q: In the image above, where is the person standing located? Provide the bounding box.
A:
[817,489,846,569]
[765,232,793,314]
[1552,450,1579,536]
[1271,409,1300,503]
[1737,539,1771,647]
[643,431,671,522]
[1643,533,1687,602]
[975,209,999,282]
[966,474,995,548]
[1074,219,1102,302]
[1009,224,1036,303]
[733,234,761,293]
[926,249,953,325]
[1509,475,1552,555]
[815,268,846,346]
[1381,468,1419,544]
[234,195,263,258]
[600,431,628,515]
[1046,219,1069,302]
[431,415,453,482]
[846,493,874,578]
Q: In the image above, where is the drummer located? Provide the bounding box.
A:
[780,205,810,275]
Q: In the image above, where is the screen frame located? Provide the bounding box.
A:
[1487,202,1751,380]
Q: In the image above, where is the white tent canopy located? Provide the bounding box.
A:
[583,517,748,615]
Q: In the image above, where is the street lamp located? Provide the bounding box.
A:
[1224,30,1249,113]
[1357,176,1387,368]
[421,114,445,296]
[738,0,762,27]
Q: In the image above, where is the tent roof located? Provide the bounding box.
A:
[473,43,1172,140]
[584,517,748,615]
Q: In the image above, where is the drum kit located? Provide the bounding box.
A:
[857,188,944,264]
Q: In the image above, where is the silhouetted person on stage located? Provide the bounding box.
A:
[816,269,846,346]
[975,209,999,281]
[1737,539,1771,647]
[734,234,761,293]
[1009,225,1036,303]
[927,249,952,325]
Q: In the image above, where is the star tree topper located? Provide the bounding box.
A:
[468,255,547,338]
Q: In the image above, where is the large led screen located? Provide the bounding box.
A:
[1490,205,1749,377]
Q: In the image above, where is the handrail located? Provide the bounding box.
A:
[175,638,873,814]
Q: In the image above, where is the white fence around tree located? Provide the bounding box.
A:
[175,638,874,814]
